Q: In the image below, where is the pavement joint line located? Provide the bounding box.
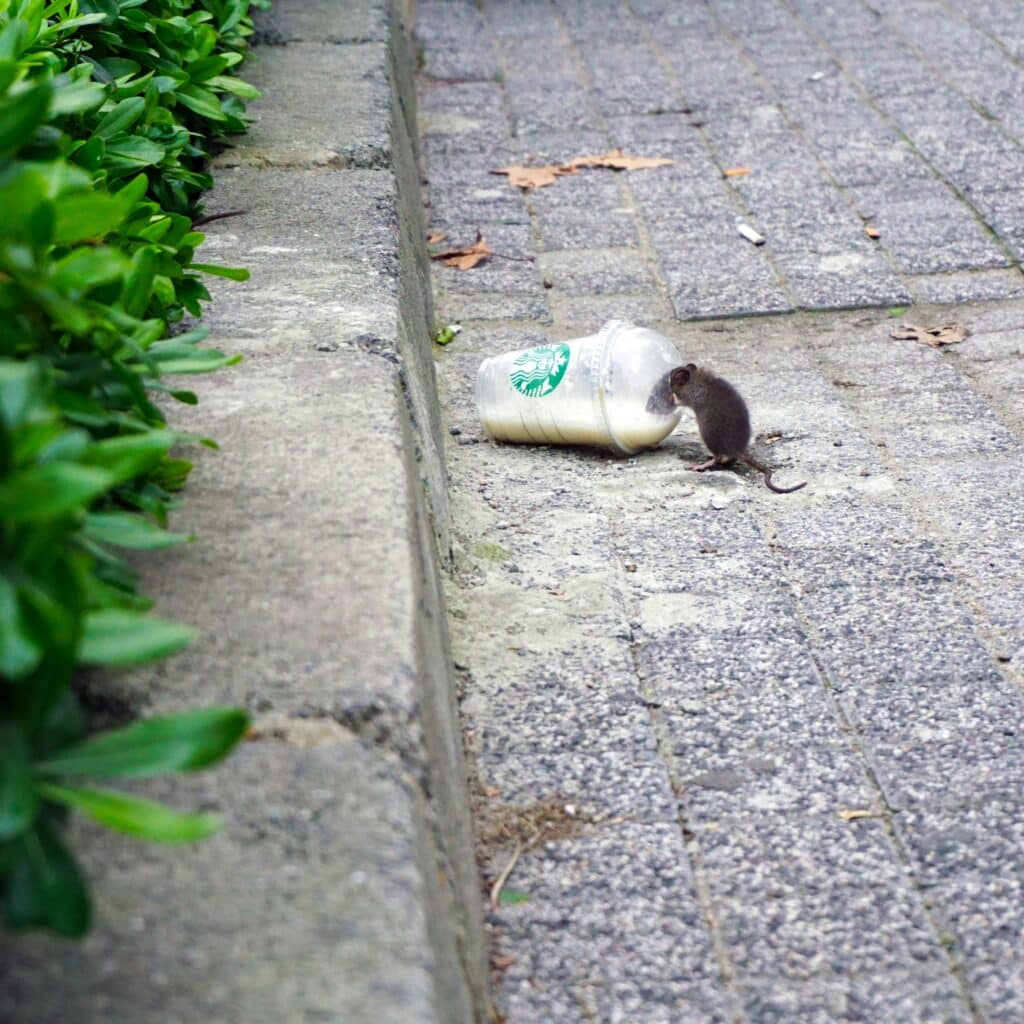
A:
[542,1,681,324]
[475,1,554,329]
[806,636,987,1023]
[801,338,1024,702]
[622,583,750,1023]
[781,0,1023,276]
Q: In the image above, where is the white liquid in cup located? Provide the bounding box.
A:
[475,320,685,455]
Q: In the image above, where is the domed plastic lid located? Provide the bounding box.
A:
[596,321,684,455]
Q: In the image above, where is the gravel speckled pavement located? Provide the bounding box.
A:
[418,1,1024,1022]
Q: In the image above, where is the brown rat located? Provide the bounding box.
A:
[669,364,806,494]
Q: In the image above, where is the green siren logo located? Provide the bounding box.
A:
[509,343,571,397]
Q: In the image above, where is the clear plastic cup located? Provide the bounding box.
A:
[475,320,684,455]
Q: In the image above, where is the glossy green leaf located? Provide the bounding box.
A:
[188,262,249,282]
[38,784,221,842]
[3,819,91,938]
[77,609,195,667]
[119,245,158,317]
[0,577,44,679]
[93,97,146,138]
[0,362,40,430]
[53,192,128,243]
[81,430,176,484]
[0,463,113,523]
[105,136,166,171]
[49,79,106,116]
[0,724,37,840]
[50,246,129,294]
[36,707,249,778]
[83,510,190,549]
[0,81,51,156]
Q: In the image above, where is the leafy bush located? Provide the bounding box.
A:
[0,0,263,937]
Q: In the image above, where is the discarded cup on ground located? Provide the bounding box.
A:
[475,320,684,455]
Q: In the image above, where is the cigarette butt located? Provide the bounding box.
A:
[737,222,766,245]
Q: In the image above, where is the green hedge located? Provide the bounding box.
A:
[0,0,263,938]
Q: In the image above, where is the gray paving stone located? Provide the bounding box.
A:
[416,0,499,81]
[738,970,972,1024]
[435,290,551,323]
[537,247,658,294]
[910,269,1024,304]
[420,4,1024,1019]
[494,824,729,1021]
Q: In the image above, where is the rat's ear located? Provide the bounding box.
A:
[670,366,690,388]
[685,362,697,372]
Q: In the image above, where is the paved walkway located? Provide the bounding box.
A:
[417,1,1024,1021]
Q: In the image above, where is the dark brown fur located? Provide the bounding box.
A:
[669,364,806,494]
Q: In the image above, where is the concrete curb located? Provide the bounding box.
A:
[0,2,489,1021]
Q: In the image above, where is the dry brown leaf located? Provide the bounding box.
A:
[429,230,493,270]
[491,164,573,190]
[492,954,516,971]
[890,322,970,348]
[839,808,879,822]
[762,433,783,446]
[864,225,881,239]
[567,147,676,171]
[547,587,566,596]
[480,785,501,798]
[724,166,752,177]
[624,563,638,573]
[426,230,447,244]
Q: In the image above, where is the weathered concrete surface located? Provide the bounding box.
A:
[2,737,443,1024]
[0,2,489,1022]
[419,2,1024,1021]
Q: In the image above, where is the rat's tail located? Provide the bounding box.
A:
[739,453,807,494]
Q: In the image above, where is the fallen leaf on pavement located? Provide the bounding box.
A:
[724,166,752,177]
[864,225,881,239]
[566,147,676,171]
[426,230,447,244]
[429,230,493,270]
[493,150,675,189]
[840,808,879,822]
[492,954,516,971]
[491,164,574,190]
[890,322,970,348]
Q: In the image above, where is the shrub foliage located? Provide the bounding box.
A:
[0,0,262,937]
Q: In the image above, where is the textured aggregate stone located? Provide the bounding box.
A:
[421,1,1024,1019]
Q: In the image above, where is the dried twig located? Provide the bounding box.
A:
[489,840,523,912]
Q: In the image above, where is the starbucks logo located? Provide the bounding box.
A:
[509,343,570,397]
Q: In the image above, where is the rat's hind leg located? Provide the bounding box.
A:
[685,455,733,472]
